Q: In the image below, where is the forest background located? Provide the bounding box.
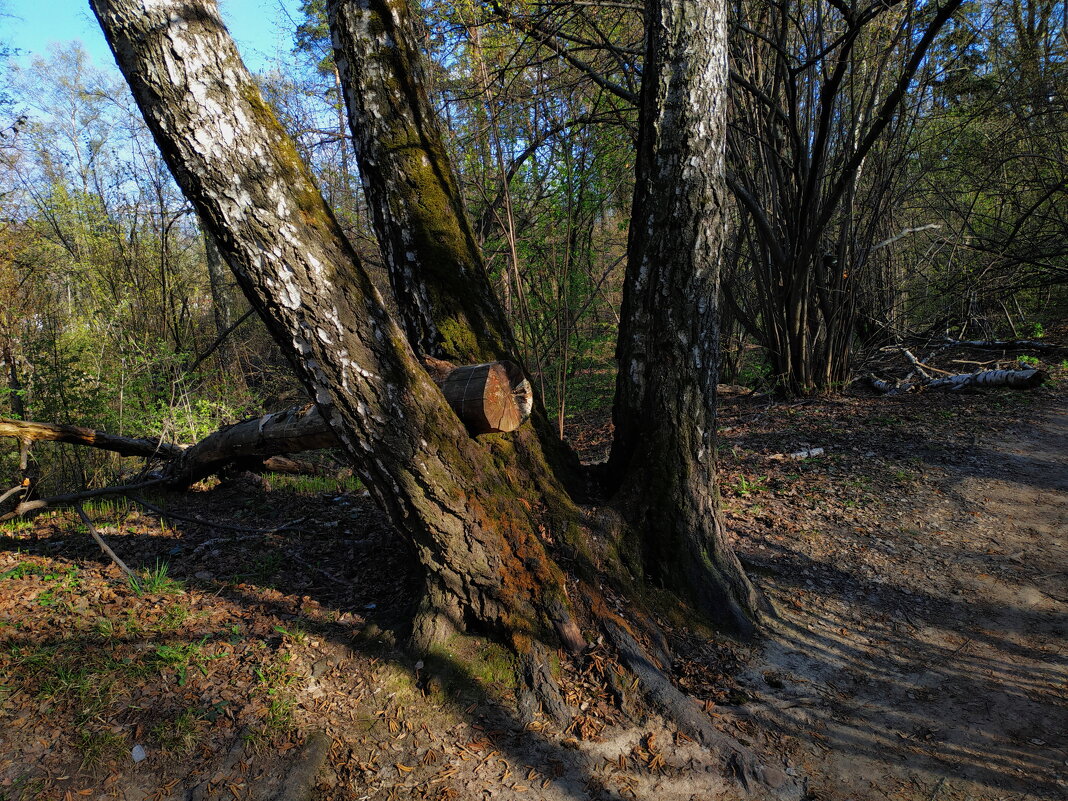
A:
[0,0,1066,493]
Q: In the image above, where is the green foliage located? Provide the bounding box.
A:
[731,475,768,498]
[151,637,218,686]
[77,728,126,771]
[151,708,203,755]
[129,560,184,596]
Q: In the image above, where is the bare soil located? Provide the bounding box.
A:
[0,369,1064,800]
[722,392,1067,801]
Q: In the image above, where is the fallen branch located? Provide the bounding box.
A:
[0,479,168,522]
[0,419,183,459]
[127,494,307,534]
[932,337,1061,351]
[0,483,27,506]
[1,360,534,489]
[75,502,138,581]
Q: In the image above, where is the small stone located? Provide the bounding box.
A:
[194,571,214,580]
[131,744,147,763]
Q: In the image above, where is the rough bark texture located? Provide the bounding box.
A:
[168,405,339,484]
[326,0,583,497]
[326,0,512,364]
[90,0,577,655]
[609,0,764,635]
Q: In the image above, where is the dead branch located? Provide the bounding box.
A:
[0,418,183,459]
[0,479,168,522]
[126,494,307,534]
[0,483,27,506]
[75,502,138,581]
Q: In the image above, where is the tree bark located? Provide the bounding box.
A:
[610,0,765,635]
[325,0,513,364]
[325,0,583,497]
[0,418,184,460]
[90,0,580,663]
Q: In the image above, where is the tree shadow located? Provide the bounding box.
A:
[741,538,1065,799]
[0,483,747,800]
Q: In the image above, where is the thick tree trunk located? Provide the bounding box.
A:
[325,0,583,497]
[325,0,513,364]
[90,0,580,665]
[610,0,765,635]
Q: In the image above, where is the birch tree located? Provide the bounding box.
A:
[89,0,766,733]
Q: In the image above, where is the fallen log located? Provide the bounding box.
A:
[0,419,183,459]
[869,367,1047,395]
[434,360,533,435]
[924,368,1048,391]
[167,404,339,485]
[1,360,534,491]
[931,337,1061,351]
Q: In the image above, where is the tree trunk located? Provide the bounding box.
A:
[610,0,765,636]
[2,341,26,421]
[326,0,513,364]
[325,0,583,497]
[90,0,581,669]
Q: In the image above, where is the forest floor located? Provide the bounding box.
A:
[0,358,1065,801]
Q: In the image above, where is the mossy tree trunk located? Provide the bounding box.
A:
[325,0,511,365]
[609,0,766,636]
[90,0,583,682]
[326,0,583,498]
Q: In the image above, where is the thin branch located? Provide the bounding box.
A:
[75,502,138,581]
[126,494,307,534]
[186,307,256,373]
[0,480,169,522]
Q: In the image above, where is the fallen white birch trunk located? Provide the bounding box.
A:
[869,367,1047,395]
[924,368,1047,391]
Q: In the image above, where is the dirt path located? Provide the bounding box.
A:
[738,401,1067,801]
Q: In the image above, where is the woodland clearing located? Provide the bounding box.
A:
[1,362,1064,801]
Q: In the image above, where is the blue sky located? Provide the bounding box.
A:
[2,0,304,73]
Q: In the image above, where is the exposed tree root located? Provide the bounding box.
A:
[604,622,803,800]
[516,639,572,725]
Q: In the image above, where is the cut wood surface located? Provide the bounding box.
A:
[436,361,533,434]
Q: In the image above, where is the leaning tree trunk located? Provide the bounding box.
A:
[610,0,766,636]
[326,0,513,365]
[326,0,582,498]
[90,0,583,680]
